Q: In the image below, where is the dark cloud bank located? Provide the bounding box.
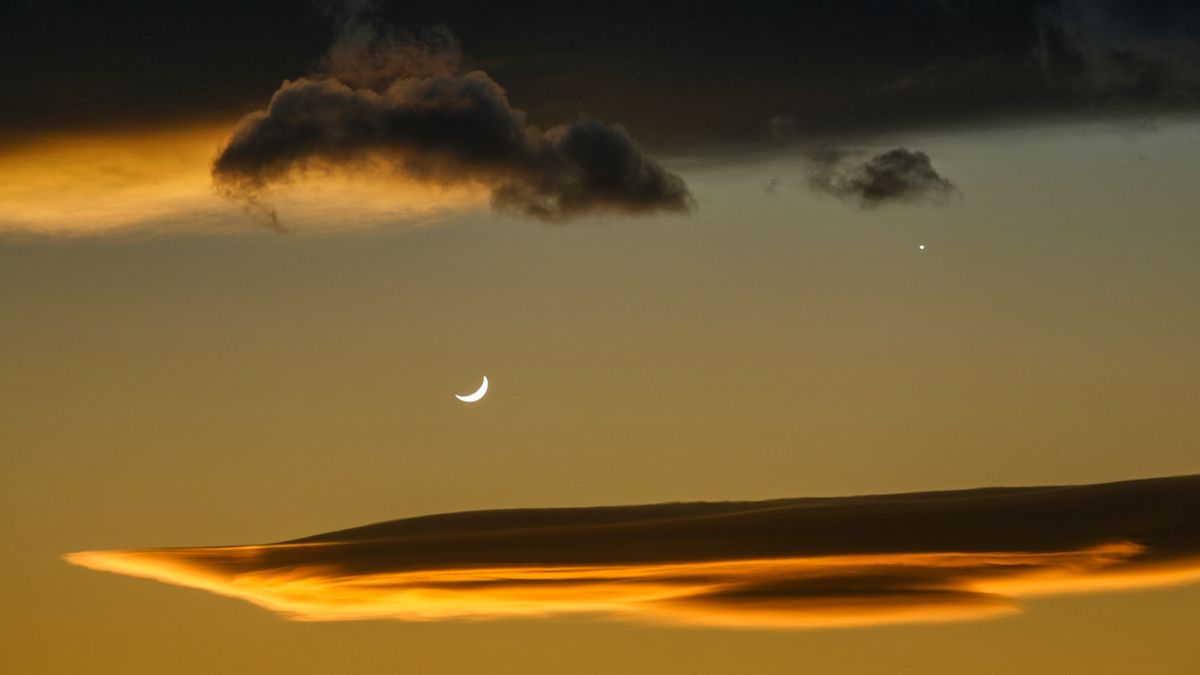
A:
[211,14,692,222]
[69,474,1200,628]
[7,1,1200,148]
[11,0,1199,216]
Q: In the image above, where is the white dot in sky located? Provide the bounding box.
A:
[918,244,926,250]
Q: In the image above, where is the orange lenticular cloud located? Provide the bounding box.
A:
[67,543,1200,629]
[0,126,487,236]
[67,474,1200,629]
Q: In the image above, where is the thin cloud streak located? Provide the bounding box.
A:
[68,475,1200,629]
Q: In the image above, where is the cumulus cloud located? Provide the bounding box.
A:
[68,474,1200,629]
[211,9,692,223]
[805,148,959,208]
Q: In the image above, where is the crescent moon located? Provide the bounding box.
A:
[455,376,488,403]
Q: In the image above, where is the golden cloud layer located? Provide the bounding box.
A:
[66,541,1200,629]
[67,475,1200,629]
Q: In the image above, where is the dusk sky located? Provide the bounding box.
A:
[3,2,1200,674]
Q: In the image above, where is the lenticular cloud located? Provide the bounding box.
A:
[69,474,1200,629]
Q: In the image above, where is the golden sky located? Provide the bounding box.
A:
[3,116,1200,675]
[7,1,1200,672]
[0,125,486,236]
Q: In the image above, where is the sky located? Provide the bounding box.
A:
[3,1,1200,674]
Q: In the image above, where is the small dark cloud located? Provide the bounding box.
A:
[211,9,692,223]
[68,474,1200,629]
[805,148,959,208]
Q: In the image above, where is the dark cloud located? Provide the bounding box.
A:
[1036,0,1200,101]
[210,11,692,222]
[805,148,959,208]
[68,474,1200,628]
[8,2,1200,149]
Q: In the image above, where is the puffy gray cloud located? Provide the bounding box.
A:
[805,148,959,208]
[211,15,692,222]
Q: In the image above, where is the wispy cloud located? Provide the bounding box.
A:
[68,475,1200,629]
[1036,0,1200,101]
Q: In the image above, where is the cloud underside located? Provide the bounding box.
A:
[68,475,1200,628]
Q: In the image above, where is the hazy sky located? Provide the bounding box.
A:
[3,1,1200,674]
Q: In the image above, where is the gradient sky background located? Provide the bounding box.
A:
[3,1,1200,673]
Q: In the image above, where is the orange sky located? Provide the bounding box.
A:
[5,119,1200,675]
[6,2,1200,672]
[0,126,486,235]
